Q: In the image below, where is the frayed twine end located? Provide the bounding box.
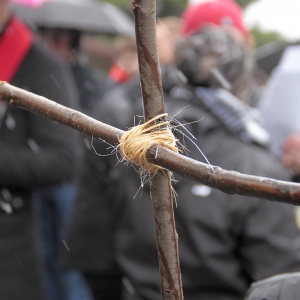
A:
[119,113,178,172]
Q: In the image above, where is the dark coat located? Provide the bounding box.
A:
[70,62,112,115]
[0,41,78,300]
[66,78,300,300]
[64,77,142,274]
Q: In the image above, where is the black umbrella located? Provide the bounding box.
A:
[10,0,135,36]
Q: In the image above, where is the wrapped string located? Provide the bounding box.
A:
[119,113,178,172]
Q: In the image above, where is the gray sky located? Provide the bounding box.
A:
[245,0,300,41]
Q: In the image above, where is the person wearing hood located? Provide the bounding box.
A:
[105,25,300,300]
[0,0,78,299]
[65,1,300,299]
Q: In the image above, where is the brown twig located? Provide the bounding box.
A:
[132,0,183,298]
[0,81,123,145]
[0,81,299,205]
[147,146,300,204]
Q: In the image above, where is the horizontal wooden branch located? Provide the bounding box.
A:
[1,81,299,204]
[147,147,300,204]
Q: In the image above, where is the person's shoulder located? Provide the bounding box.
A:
[17,40,72,85]
[15,40,79,108]
[25,41,68,72]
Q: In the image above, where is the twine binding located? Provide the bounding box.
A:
[119,113,178,172]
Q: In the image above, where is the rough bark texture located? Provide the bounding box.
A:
[132,1,184,299]
[0,81,299,204]
[133,0,165,121]
[147,146,300,204]
[0,81,123,145]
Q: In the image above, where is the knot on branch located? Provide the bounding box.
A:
[119,113,178,172]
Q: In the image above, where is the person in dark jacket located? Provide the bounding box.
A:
[0,1,78,299]
[67,20,300,300]
[64,8,300,300]
[37,27,110,114]
[64,17,181,300]
[34,26,107,300]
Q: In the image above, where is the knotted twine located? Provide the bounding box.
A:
[119,113,178,172]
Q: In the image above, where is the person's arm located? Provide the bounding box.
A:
[0,44,79,188]
[282,133,300,181]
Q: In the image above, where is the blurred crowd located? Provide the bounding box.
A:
[1,0,300,299]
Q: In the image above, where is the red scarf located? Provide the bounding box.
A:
[0,17,33,82]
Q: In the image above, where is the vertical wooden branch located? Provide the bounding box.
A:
[132,0,183,299]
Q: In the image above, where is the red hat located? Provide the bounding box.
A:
[181,0,249,37]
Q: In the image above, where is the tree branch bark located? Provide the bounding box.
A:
[0,81,299,205]
[148,146,300,204]
[132,0,183,298]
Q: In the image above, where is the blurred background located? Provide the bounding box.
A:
[11,0,300,75]
[5,0,300,299]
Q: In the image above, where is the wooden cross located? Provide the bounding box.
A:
[0,1,300,299]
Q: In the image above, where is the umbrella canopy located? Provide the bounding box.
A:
[10,0,135,36]
[10,0,47,7]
